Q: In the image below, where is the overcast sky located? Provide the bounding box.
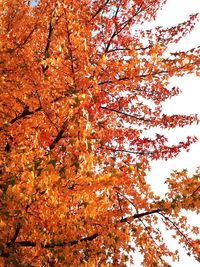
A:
[143,0,200,266]
[146,0,200,177]
[145,1,200,196]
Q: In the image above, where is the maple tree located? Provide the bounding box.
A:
[0,0,200,266]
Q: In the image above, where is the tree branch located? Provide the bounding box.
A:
[10,223,21,244]
[15,27,36,48]
[9,233,99,249]
[10,105,34,124]
[1,209,161,258]
[120,209,161,223]
[0,90,74,130]
[159,212,192,247]
[44,14,54,59]
[105,4,144,52]
[102,147,171,157]
[191,185,200,197]
[100,105,150,122]
[89,0,110,22]
[49,128,65,151]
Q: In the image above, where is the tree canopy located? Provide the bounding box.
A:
[0,0,200,266]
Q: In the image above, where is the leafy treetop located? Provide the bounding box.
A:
[0,0,200,266]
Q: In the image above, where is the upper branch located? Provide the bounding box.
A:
[100,106,150,122]
[89,0,110,22]
[120,209,161,223]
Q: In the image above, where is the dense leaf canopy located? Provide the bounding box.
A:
[0,0,200,266]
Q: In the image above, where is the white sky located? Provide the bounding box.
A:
[139,0,200,266]
[145,0,200,185]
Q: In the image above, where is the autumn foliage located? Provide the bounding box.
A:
[0,0,200,266]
